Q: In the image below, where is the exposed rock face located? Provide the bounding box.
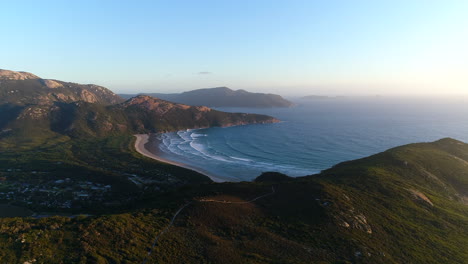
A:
[408,189,434,206]
[122,95,191,113]
[0,69,40,80]
[17,105,51,120]
[0,71,124,106]
[195,106,211,112]
[328,194,373,234]
[337,210,373,234]
[351,214,373,234]
[82,84,123,105]
[42,79,63,89]
[80,90,98,103]
[51,93,73,102]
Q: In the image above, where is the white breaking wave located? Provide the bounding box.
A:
[177,131,192,142]
[155,126,316,180]
[189,141,230,162]
[191,133,207,138]
[230,156,253,162]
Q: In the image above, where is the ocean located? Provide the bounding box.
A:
[152,96,468,181]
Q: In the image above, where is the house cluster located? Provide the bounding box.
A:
[0,176,112,209]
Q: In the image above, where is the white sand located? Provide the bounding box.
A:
[134,134,226,182]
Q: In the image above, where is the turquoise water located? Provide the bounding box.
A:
[154,97,468,181]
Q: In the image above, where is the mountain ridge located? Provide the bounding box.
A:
[120,87,294,108]
[0,71,279,139]
[0,69,40,80]
[0,69,123,106]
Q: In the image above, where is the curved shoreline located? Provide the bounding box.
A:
[134,134,226,182]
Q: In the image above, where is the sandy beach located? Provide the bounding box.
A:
[134,134,226,182]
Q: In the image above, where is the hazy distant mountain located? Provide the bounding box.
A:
[301,95,347,100]
[120,87,293,108]
[301,95,331,100]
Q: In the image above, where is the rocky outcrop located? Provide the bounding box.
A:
[80,90,98,103]
[42,79,63,89]
[0,70,124,106]
[326,194,373,234]
[17,105,51,120]
[408,189,434,206]
[122,95,191,113]
[337,210,373,234]
[0,69,39,80]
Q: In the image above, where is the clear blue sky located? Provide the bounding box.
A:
[1,0,467,95]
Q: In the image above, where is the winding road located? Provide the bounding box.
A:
[197,186,276,204]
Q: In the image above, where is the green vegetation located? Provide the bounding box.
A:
[0,133,210,213]
[0,71,466,263]
[121,95,279,134]
[0,137,467,263]
[1,94,278,139]
[0,70,278,214]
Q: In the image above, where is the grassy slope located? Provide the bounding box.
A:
[143,139,468,264]
[0,138,466,263]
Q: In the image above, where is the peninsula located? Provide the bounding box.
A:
[120,87,293,108]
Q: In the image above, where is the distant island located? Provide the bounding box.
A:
[301,95,347,100]
[120,87,293,108]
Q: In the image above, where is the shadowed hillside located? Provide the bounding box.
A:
[0,138,466,263]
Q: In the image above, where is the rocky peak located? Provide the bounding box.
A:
[123,95,192,111]
[0,69,40,80]
[0,70,123,106]
[128,95,155,102]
